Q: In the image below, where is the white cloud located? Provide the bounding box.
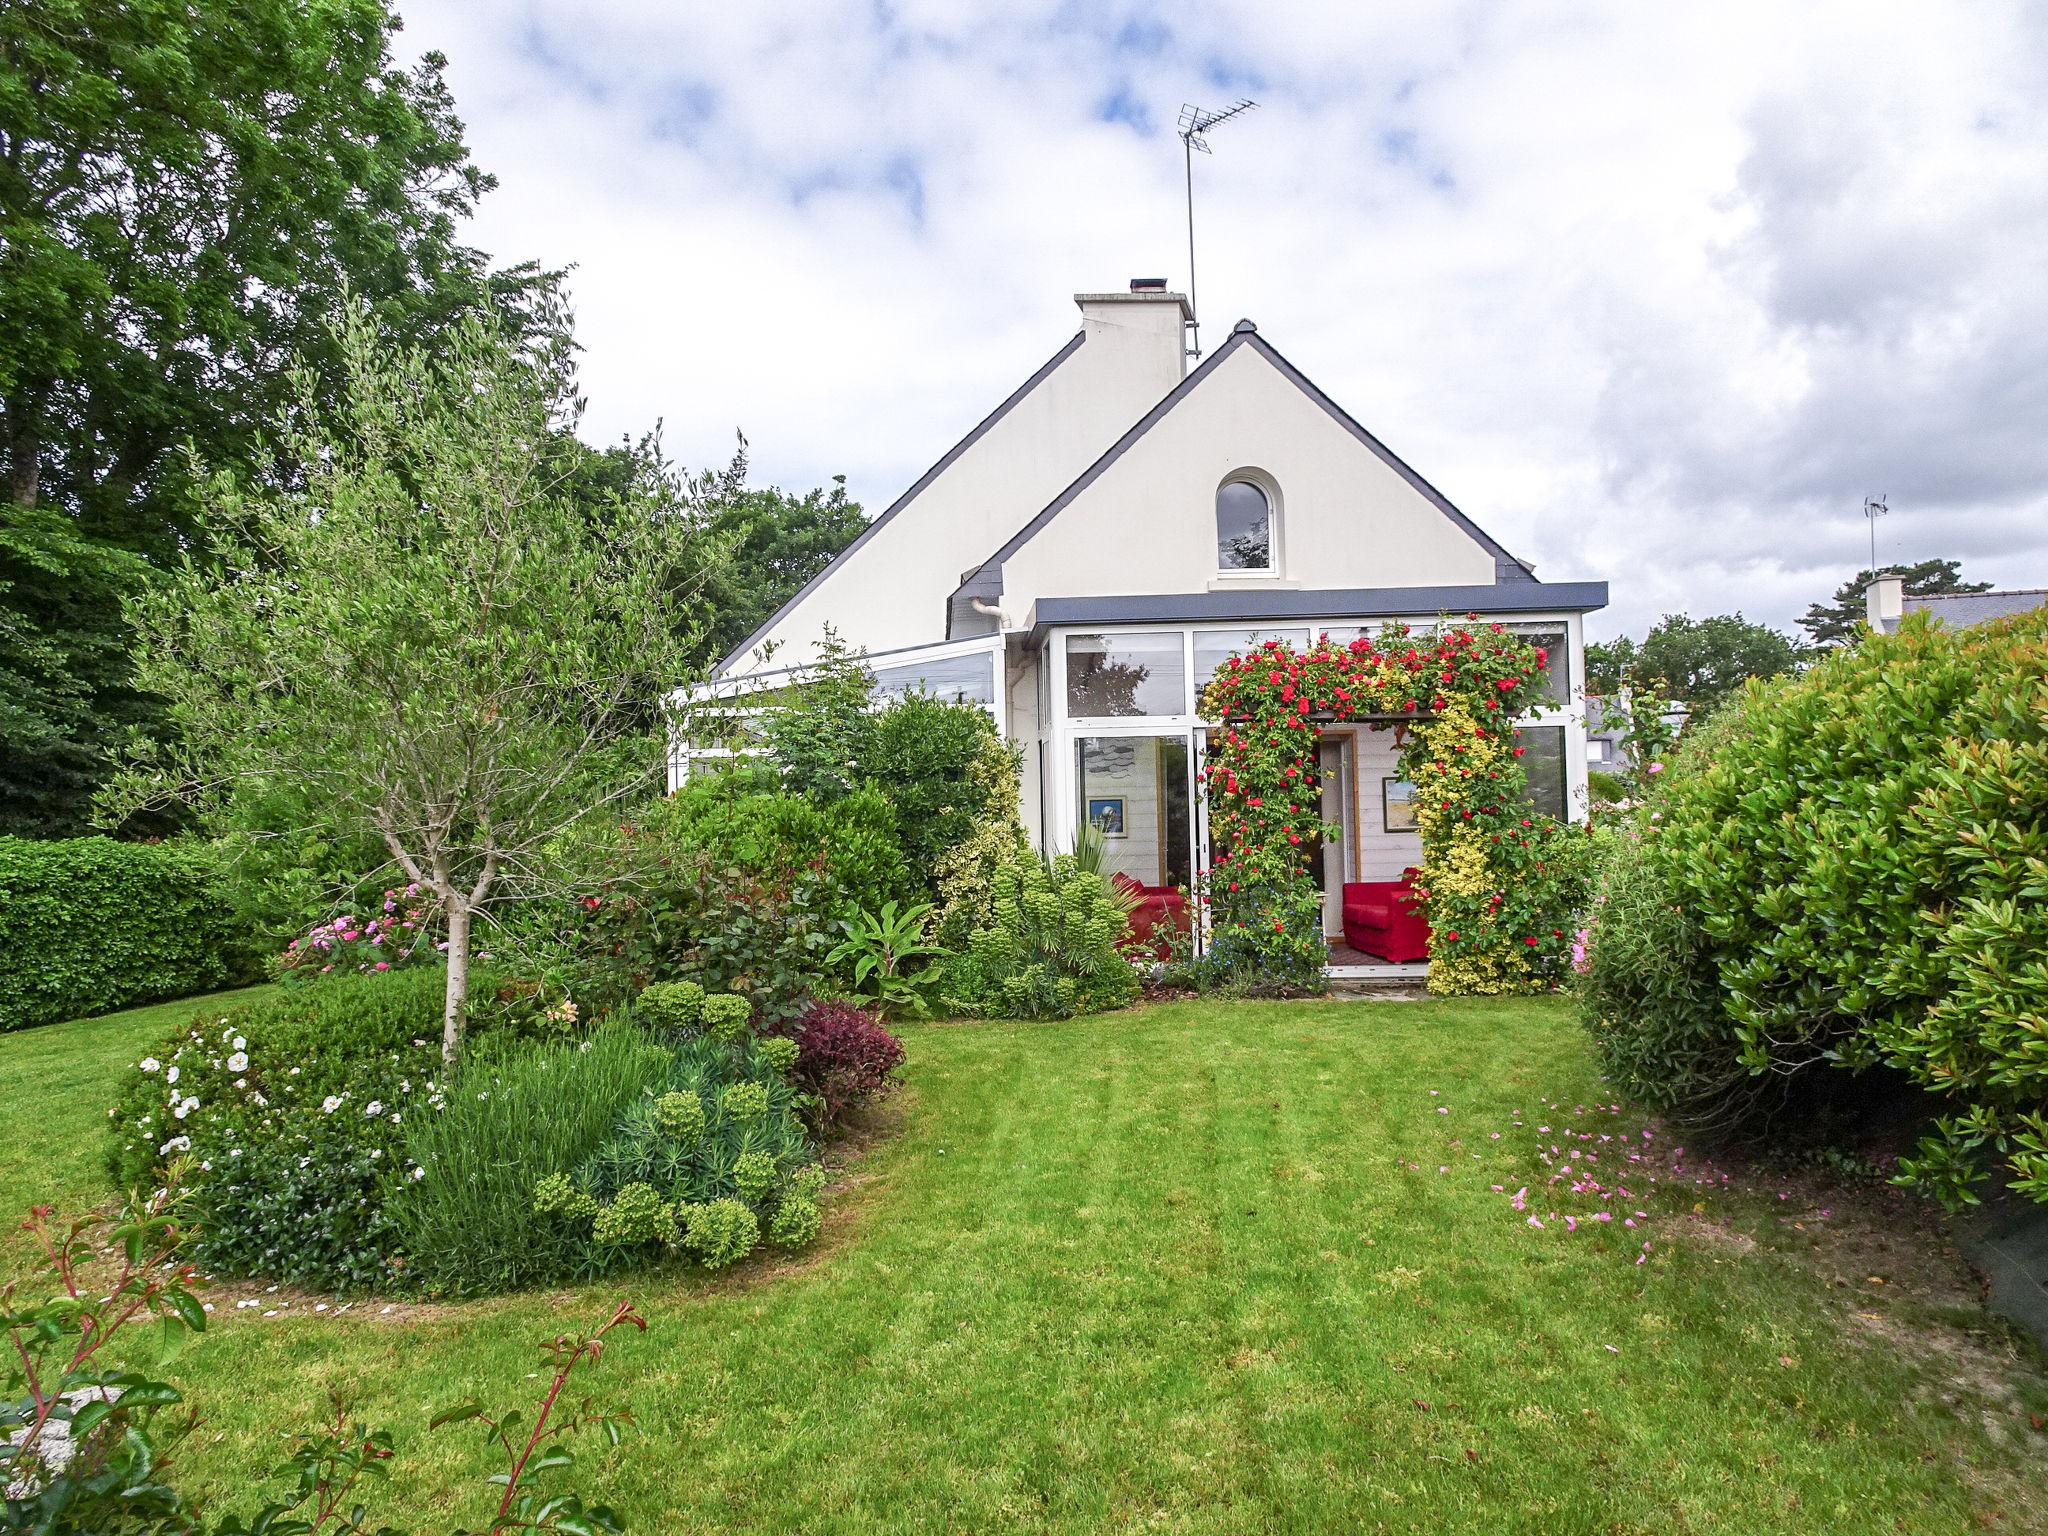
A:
[396,0,2048,637]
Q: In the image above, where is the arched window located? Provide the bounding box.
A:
[1216,478,1274,572]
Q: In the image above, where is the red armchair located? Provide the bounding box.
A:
[1110,874,1190,960]
[1341,869,1429,963]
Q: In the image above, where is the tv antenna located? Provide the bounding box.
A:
[1863,494,1888,570]
[1178,98,1257,360]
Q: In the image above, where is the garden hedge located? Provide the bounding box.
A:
[0,836,244,1031]
[1579,608,2048,1206]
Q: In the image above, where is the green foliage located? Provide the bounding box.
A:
[949,854,1139,1020]
[1576,824,1764,1135]
[107,303,716,1061]
[103,967,538,1291]
[750,638,879,804]
[1579,610,2048,1204]
[679,1198,759,1269]
[0,0,549,836]
[826,900,948,1019]
[930,728,1031,949]
[538,1029,823,1274]
[1799,557,1991,648]
[394,1026,669,1297]
[635,980,706,1034]
[565,779,905,1025]
[0,835,244,1031]
[689,471,867,663]
[701,993,753,1043]
[1625,613,1806,714]
[865,691,1009,900]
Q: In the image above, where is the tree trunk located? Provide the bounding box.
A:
[442,900,471,1066]
[4,391,40,507]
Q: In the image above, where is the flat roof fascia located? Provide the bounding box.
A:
[1025,582,1609,643]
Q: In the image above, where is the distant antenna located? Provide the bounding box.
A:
[1178,98,1257,359]
[1863,494,1888,570]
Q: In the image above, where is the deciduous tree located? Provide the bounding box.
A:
[105,305,717,1063]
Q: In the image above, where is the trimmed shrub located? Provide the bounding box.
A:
[1579,609,2048,1205]
[768,999,905,1129]
[0,836,243,1030]
[947,853,1139,1020]
[106,968,466,1290]
[393,1024,671,1296]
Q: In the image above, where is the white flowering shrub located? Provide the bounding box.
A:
[105,967,478,1291]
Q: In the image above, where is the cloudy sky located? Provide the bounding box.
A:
[396,1,2047,639]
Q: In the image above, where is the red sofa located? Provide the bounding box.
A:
[1341,869,1429,963]
[1110,874,1190,960]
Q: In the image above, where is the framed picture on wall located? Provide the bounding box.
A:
[1086,796,1127,837]
[1382,778,1419,833]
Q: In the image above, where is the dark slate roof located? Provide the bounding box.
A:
[711,329,1088,677]
[1900,589,2048,628]
[950,320,1539,621]
[1026,583,1608,642]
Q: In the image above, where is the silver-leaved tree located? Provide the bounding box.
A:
[106,302,715,1062]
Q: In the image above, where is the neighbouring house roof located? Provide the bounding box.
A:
[1900,589,2048,629]
[952,320,1537,627]
[1026,582,1608,642]
[712,329,1088,676]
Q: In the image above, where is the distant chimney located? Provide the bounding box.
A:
[1130,277,1168,292]
[1866,571,1906,633]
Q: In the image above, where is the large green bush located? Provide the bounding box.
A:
[565,774,906,1023]
[947,852,1139,1019]
[105,967,529,1290]
[0,836,244,1031]
[394,1024,671,1296]
[1579,609,2048,1204]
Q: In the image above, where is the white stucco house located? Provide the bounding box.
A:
[680,281,1608,968]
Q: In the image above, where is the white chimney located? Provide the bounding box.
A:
[1073,280,1191,392]
[1866,571,1906,633]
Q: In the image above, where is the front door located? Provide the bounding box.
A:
[1316,734,1352,938]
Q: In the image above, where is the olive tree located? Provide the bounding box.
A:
[107,304,715,1061]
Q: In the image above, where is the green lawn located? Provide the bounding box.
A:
[4,991,2045,1533]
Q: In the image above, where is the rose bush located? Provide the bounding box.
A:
[1198,620,1573,995]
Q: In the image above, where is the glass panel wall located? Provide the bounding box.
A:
[1518,725,1567,819]
[872,649,996,709]
[1065,632,1187,718]
[1077,734,1192,891]
[1508,624,1571,708]
[1191,628,1311,699]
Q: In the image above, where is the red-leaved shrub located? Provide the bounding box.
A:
[773,999,905,1128]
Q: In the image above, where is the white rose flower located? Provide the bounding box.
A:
[363,1100,383,1117]
[410,1166,426,1182]
[158,1135,191,1155]
[227,1052,249,1073]
[232,1036,246,1051]
[166,1065,179,1084]
[321,1095,344,1114]
[139,1057,161,1074]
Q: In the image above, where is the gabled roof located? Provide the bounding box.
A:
[950,319,1536,622]
[713,329,1088,677]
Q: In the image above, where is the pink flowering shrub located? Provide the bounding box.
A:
[278,883,439,983]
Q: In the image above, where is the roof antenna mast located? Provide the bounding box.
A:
[1863,493,1888,571]
[1178,98,1257,360]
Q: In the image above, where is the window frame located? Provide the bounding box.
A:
[1213,470,1283,578]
